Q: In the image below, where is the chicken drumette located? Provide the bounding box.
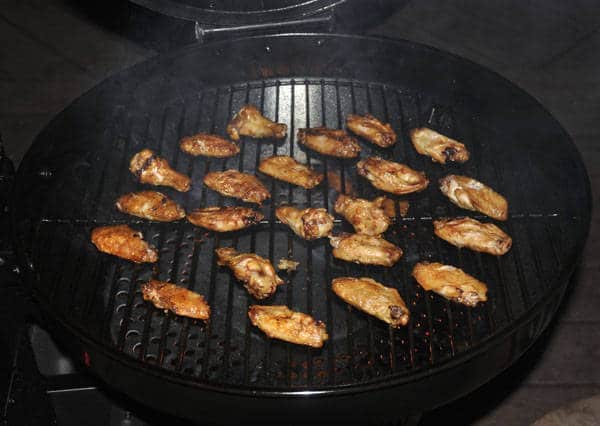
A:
[410,127,470,164]
[91,224,158,263]
[258,155,324,189]
[116,191,185,222]
[334,194,391,236]
[141,280,210,320]
[129,149,191,192]
[433,217,512,255]
[203,169,271,204]
[227,105,287,141]
[356,157,429,195]
[297,128,361,158]
[187,206,264,232]
[329,233,402,267]
[439,175,508,221]
[346,114,397,148]
[275,206,334,240]
[179,133,239,158]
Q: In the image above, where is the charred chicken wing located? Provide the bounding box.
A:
[129,149,191,192]
[334,194,391,236]
[410,127,470,164]
[258,155,324,189]
[179,133,239,158]
[329,233,402,266]
[216,247,284,299]
[227,105,287,141]
[346,114,397,148]
[439,175,508,221]
[203,169,271,204]
[141,280,210,320]
[116,191,185,222]
[412,262,488,307]
[248,305,328,348]
[276,206,334,240]
[433,217,512,255]
[187,206,264,232]
[356,157,429,195]
[91,225,158,263]
[298,128,361,158]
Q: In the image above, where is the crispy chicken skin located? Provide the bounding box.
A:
[216,247,284,299]
[439,175,508,221]
[258,155,324,189]
[141,280,210,320]
[129,149,191,192]
[276,206,334,240]
[409,127,470,164]
[356,157,429,195]
[91,225,158,263]
[334,194,391,236]
[412,262,488,307]
[203,169,271,204]
[179,133,239,158]
[116,191,185,222]
[187,206,264,232]
[433,217,512,255]
[332,277,409,327]
[248,305,328,348]
[329,233,402,266]
[346,114,397,148]
[297,128,361,158]
[227,105,287,141]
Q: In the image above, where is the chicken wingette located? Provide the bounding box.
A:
[433,217,512,255]
[334,194,391,236]
[346,114,397,148]
[409,127,470,164]
[91,224,158,263]
[141,280,210,320]
[329,233,402,267]
[180,133,239,158]
[356,157,428,195]
[276,206,334,240]
[187,206,264,232]
[439,175,508,221]
[203,169,271,204]
[298,128,361,158]
[258,155,323,189]
[116,191,185,222]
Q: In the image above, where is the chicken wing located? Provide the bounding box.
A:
[129,149,191,192]
[227,105,287,141]
[187,206,264,232]
[276,206,334,240]
[329,233,402,266]
[439,175,508,221]
[216,247,284,299]
[91,224,157,263]
[258,155,324,189]
[346,114,397,148]
[116,191,185,222]
[332,277,409,327]
[203,169,270,204]
[356,157,429,195]
[334,194,391,236]
[412,262,488,307]
[141,280,210,320]
[179,133,239,158]
[248,305,328,348]
[433,217,512,255]
[298,128,361,158]
[410,127,470,164]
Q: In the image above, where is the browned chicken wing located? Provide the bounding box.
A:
[203,169,271,204]
[129,149,191,192]
[187,206,264,232]
[334,194,391,236]
[216,247,284,299]
[329,233,402,267]
[141,280,210,320]
[298,128,361,158]
[276,206,334,240]
[179,133,239,158]
[91,224,157,263]
[346,114,397,148]
[412,262,488,307]
[258,155,324,189]
[433,217,512,255]
[410,127,470,164]
[227,105,287,141]
[356,157,429,195]
[439,175,508,221]
[116,191,185,222]
[248,305,328,348]
[332,277,409,327]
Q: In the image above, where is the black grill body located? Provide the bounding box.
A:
[11,34,591,424]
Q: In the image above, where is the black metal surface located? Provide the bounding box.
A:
[10,34,591,423]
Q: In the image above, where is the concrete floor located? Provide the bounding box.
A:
[1,1,599,424]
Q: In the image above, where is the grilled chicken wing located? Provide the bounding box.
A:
[412,262,488,307]
[332,277,409,327]
[433,217,512,255]
[216,247,284,299]
[356,157,429,195]
[276,206,334,240]
[187,206,264,232]
[116,191,185,222]
[334,194,391,236]
[141,280,210,320]
[179,133,239,158]
[227,105,287,141]
[298,128,361,158]
[346,114,397,148]
[91,224,157,263]
[439,175,508,221]
[410,127,470,164]
[203,169,270,204]
[329,233,402,266]
[248,305,328,348]
[129,149,191,192]
[258,155,324,189]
